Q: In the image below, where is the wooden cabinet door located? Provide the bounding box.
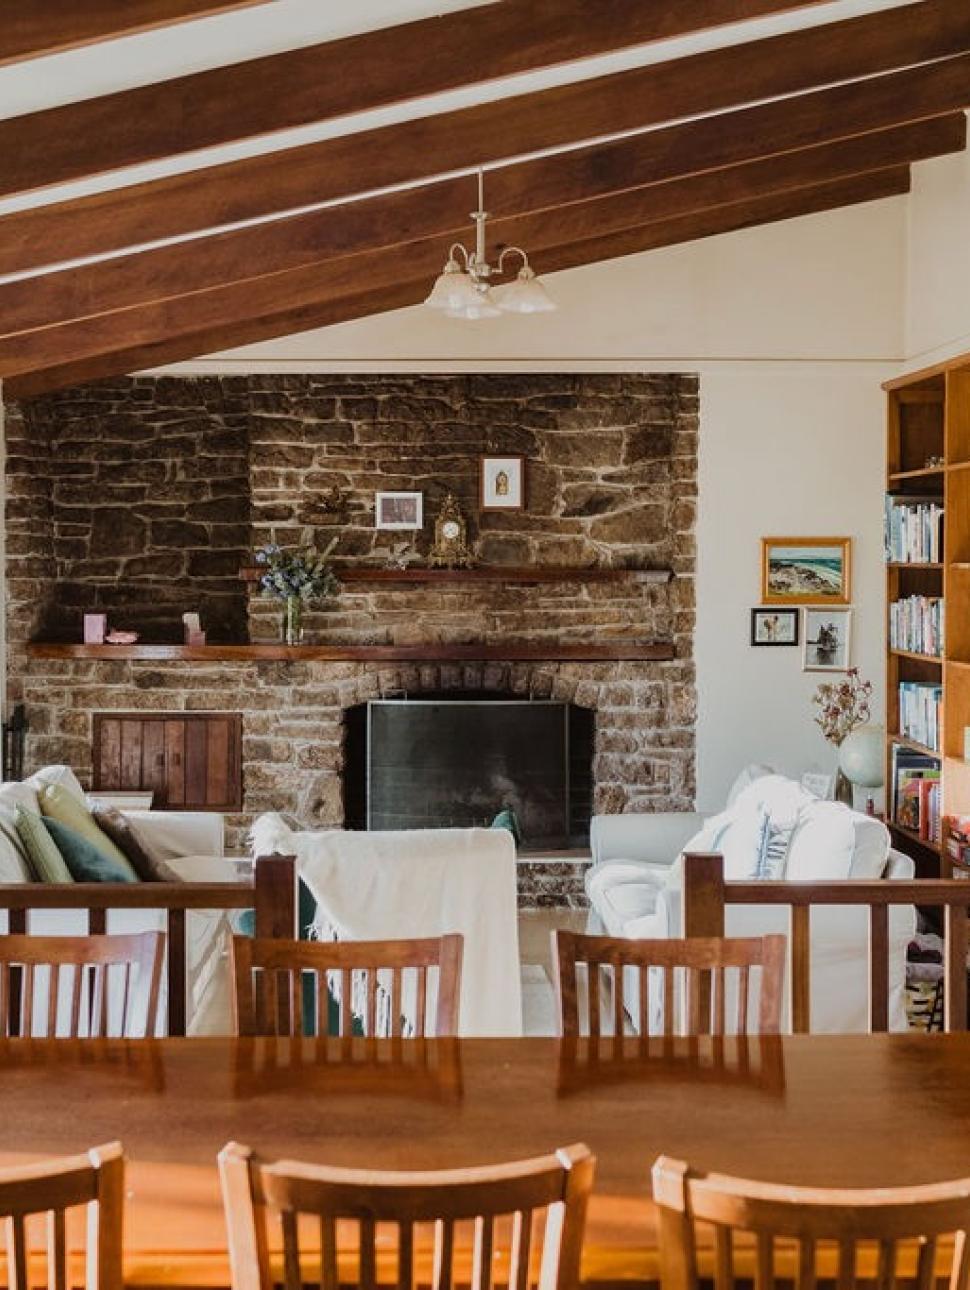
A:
[93,713,242,811]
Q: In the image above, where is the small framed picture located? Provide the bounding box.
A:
[480,455,526,511]
[375,491,423,530]
[750,607,799,646]
[761,536,851,605]
[802,607,853,672]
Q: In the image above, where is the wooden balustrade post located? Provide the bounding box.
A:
[254,854,298,1034]
[868,905,889,1033]
[789,906,811,1034]
[681,853,726,938]
[681,854,725,1032]
[945,903,968,1033]
[253,854,297,939]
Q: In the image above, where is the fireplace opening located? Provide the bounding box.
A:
[343,692,593,850]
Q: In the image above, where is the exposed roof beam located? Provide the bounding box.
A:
[0,168,910,391]
[0,0,835,197]
[0,111,961,338]
[0,0,274,65]
[4,12,970,277]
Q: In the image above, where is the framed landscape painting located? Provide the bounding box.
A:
[761,536,851,605]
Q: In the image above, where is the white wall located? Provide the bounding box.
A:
[696,364,889,808]
[905,131,970,368]
[157,195,906,810]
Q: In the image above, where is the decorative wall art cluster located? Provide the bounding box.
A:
[373,456,526,567]
[751,536,854,672]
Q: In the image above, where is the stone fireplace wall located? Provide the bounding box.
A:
[5,374,698,877]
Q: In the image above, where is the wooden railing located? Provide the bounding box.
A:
[0,854,295,1035]
[681,852,970,1033]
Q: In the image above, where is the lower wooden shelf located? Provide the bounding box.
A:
[888,821,942,857]
[25,641,675,664]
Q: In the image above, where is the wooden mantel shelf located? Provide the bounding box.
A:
[26,642,675,663]
[239,565,674,586]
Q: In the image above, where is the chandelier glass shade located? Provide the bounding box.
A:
[424,169,556,320]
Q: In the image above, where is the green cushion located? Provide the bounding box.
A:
[235,880,361,1037]
[38,784,139,881]
[42,817,137,883]
[490,806,523,845]
[15,806,73,883]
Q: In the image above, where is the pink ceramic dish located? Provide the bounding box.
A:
[104,630,140,645]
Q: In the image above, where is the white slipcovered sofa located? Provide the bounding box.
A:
[0,765,237,1034]
[585,767,917,1033]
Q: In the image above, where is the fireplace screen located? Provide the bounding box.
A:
[366,700,571,849]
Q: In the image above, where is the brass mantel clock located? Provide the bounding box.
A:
[429,493,473,568]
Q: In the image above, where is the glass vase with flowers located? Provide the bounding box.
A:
[254,534,339,645]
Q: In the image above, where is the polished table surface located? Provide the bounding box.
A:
[1,1034,969,1284]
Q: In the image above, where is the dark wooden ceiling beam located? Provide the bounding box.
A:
[0,112,962,339]
[0,168,910,391]
[0,1,965,230]
[0,0,835,196]
[0,0,273,64]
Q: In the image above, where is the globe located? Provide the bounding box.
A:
[838,723,885,789]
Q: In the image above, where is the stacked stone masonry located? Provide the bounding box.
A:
[5,374,698,899]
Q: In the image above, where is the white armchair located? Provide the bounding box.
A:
[585,771,917,1033]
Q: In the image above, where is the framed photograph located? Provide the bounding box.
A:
[374,491,423,531]
[761,536,851,604]
[802,607,853,672]
[480,455,526,511]
[750,607,800,646]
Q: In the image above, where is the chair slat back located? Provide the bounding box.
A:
[230,934,463,1038]
[0,933,164,1038]
[653,1156,970,1290]
[219,1141,594,1290]
[0,1143,124,1290]
[553,931,786,1037]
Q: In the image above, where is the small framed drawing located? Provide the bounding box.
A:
[480,455,526,511]
[802,607,852,672]
[374,491,423,530]
[761,536,851,605]
[750,607,799,646]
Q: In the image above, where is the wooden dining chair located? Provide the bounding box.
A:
[552,931,786,1037]
[0,1142,124,1290]
[230,934,464,1038]
[219,1140,594,1290]
[652,1154,970,1290]
[0,932,164,1038]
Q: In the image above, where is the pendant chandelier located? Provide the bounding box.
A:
[424,169,556,320]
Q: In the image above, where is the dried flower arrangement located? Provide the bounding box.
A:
[812,667,873,747]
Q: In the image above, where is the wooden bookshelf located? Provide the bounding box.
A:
[884,355,970,875]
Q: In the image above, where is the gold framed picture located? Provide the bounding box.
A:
[760,536,851,605]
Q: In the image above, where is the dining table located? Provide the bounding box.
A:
[1,1033,969,1286]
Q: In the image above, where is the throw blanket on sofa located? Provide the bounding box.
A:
[250,816,523,1037]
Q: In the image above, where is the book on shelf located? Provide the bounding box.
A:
[884,494,944,564]
[898,679,943,751]
[889,742,941,840]
[889,594,944,657]
[945,816,970,872]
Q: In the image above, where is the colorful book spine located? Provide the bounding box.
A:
[898,680,943,751]
[884,495,944,563]
[889,595,944,657]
